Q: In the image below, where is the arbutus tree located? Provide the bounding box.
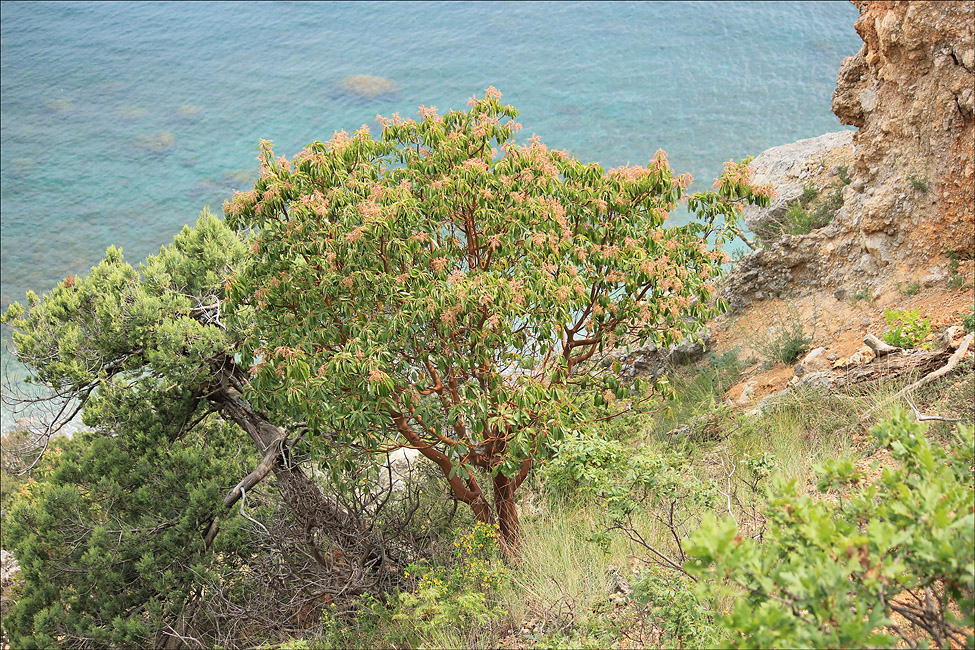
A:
[225,88,772,554]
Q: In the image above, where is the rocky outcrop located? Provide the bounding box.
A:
[742,131,854,235]
[834,0,974,260]
[603,328,711,380]
[724,0,974,311]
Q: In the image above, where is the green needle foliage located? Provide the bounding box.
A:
[225,88,773,550]
[2,420,249,649]
[2,211,412,647]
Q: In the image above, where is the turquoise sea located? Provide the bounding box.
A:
[0,1,862,428]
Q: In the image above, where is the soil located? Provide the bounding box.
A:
[712,260,974,407]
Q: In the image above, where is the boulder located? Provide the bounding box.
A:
[603,328,711,380]
[795,347,830,375]
[741,131,854,236]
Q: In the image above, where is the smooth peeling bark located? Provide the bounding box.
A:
[392,406,530,555]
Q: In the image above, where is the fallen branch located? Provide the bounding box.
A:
[863,333,901,357]
[861,334,973,421]
[904,393,965,423]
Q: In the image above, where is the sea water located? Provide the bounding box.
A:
[0,1,862,429]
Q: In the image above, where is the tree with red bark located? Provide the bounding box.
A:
[225,88,771,554]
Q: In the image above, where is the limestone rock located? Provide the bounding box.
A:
[378,447,421,492]
[741,131,854,235]
[604,328,711,380]
[941,325,967,349]
[921,266,946,287]
[1,549,20,585]
[796,347,830,375]
[722,1,974,312]
[737,379,757,405]
[832,345,876,369]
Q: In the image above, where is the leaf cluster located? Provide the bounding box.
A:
[223,89,771,486]
[882,308,932,349]
[686,410,975,649]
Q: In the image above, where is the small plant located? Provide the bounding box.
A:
[800,183,819,203]
[391,521,506,646]
[898,280,921,296]
[631,568,719,648]
[964,307,975,333]
[907,171,929,193]
[851,287,871,302]
[757,179,845,246]
[882,308,931,348]
[946,251,966,289]
[760,319,812,366]
[835,164,851,186]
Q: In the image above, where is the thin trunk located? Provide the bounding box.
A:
[493,473,520,557]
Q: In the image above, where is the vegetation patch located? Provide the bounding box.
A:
[882,308,932,348]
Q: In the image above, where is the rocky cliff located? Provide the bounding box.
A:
[726,0,974,311]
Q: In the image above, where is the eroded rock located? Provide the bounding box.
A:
[722,1,974,312]
[742,131,854,236]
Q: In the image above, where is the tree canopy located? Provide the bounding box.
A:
[224,88,772,549]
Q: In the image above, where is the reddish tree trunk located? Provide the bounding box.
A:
[493,473,520,556]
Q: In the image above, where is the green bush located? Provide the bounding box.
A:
[908,172,929,193]
[686,410,975,649]
[946,251,966,289]
[882,308,931,348]
[224,89,771,550]
[756,177,847,246]
[899,280,921,296]
[760,319,811,366]
[964,307,975,333]
[389,521,506,647]
[631,568,718,649]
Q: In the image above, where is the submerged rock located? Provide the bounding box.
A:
[117,105,147,120]
[135,131,176,152]
[176,103,203,116]
[338,74,399,99]
[46,98,73,112]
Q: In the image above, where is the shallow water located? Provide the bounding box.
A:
[0,1,862,428]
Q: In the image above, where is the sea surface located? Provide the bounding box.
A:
[0,0,862,429]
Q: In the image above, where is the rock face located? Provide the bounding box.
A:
[604,328,711,380]
[834,0,974,259]
[742,131,854,235]
[724,0,974,311]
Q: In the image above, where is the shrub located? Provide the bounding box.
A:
[898,280,921,296]
[760,319,811,366]
[631,568,718,649]
[964,307,975,333]
[1,421,252,649]
[836,164,851,186]
[756,178,844,246]
[686,410,975,649]
[947,251,966,289]
[390,521,506,647]
[908,172,929,193]
[882,308,931,348]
